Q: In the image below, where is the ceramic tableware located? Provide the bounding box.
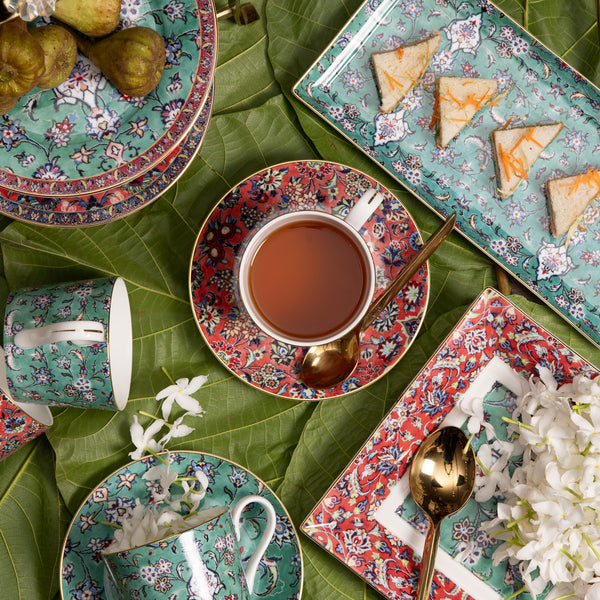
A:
[0,0,216,198]
[189,160,429,400]
[0,345,52,461]
[3,277,132,410]
[302,287,599,600]
[60,451,303,600]
[0,87,214,227]
[293,0,600,349]
[103,496,276,599]
[237,188,383,346]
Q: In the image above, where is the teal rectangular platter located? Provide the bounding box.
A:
[293,0,600,350]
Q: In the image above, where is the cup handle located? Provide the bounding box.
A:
[13,320,105,349]
[230,494,276,594]
[343,187,385,231]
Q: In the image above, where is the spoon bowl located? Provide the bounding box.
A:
[300,212,456,389]
[409,426,476,600]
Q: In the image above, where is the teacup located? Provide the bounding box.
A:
[3,277,132,411]
[103,495,276,600]
[0,346,52,462]
[238,188,384,346]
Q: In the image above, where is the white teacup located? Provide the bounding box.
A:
[238,188,383,346]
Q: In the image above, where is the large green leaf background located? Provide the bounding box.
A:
[0,1,599,599]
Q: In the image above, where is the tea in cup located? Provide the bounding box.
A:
[238,189,383,346]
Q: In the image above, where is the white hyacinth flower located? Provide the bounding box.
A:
[156,375,208,421]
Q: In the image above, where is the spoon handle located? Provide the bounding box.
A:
[416,518,442,600]
[359,212,456,331]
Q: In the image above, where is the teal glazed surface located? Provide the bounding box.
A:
[3,278,115,409]
[0,0,216,196]
[293,0,600,349]
[60,452,303,600]
[104,507,251,600]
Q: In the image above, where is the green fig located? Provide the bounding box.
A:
[52,0,121,38]
[76,26,166,97]
[0,94,18,114]
[28,25,77,89]
[0,17,45,97]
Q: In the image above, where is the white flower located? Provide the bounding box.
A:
[474,440,512,502]
[129,415,166,460]
[143,462,179,502]
[158,414,196,447]
[156,376,207,420]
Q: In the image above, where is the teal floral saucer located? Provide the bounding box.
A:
[60,451,303,600]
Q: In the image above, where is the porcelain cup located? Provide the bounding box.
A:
[103,495,276,600]
[3,277,132,411]
[238,187,384,346]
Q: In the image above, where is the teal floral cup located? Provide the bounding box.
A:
[102,495,276,600]
[3,277,132,411]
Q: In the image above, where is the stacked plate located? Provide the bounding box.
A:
[0,0,216,227]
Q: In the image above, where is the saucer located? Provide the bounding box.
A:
[0,88,213,227]
[60,451,303,600]
[189,160,429,400]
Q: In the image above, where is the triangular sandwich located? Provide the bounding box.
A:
[491,123,563,198]
[372,32,441,113]
[546,169,600,236]
[435,76,498,147]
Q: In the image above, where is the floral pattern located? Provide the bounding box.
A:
[189,161,429,400]
[294,0,600,349]
[0,391,49,461]
[301,288,598,600]
[0,88,213,227]
[3,278,117,409]
[0,0,216,197]
[60,452,302,600]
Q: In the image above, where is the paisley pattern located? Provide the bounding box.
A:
[0,391,49,461]
[294,0,600,350]
[301,288,598,600]
[189,160,430,400]
[0,87,213,226]
[0,0,216,196]
[60,452,303,600]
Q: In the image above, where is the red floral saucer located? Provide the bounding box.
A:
[189,160,429,400]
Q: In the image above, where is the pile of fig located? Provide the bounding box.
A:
[0,0,166,113]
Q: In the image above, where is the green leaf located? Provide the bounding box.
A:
[0,438,69,600]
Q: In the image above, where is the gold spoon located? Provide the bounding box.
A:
[409,426,476,600]
[299,212,456,389]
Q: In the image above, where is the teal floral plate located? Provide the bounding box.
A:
[0,87,213,226]
[60,451,303,600]
[293,0,600,350]
[0,0,216,197]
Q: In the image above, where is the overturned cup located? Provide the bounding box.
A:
[3,277,132,411]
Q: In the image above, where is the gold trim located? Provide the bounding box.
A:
[291,0,600,353]
[59,450,304,600]
[187,158,431,400]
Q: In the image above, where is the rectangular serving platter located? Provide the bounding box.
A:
[301,287,599,600]
[293,0,600,350]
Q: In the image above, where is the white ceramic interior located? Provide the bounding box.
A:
[238,210,376,346]
[109,278,133,411]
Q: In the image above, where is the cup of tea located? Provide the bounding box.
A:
[238,188,384,346]
[102,495,276,600]
[3,277,132,411]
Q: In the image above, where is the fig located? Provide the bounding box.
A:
[0,94,18,114]
[75,26,166,97]
[0,17,45,97]
[29,25,77,89]
[52,0,121,38]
